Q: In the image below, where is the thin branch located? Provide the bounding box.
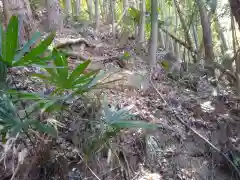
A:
[77,152,101,180]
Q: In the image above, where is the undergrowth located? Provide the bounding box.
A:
[0,15,156,169]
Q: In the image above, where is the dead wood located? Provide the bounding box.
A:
[55,38,95,49]
[61,50,127,68]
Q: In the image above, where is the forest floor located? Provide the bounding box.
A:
[1,19,240,180]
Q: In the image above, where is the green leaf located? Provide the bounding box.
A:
[52,49,68,80]
[33,121,57,137]
[0,24,3,57]
[31,73,52,82]
[21,32,55,62]
[69,60,91,82]
[1,131,6,144]
[72,70,99,86]
[8,90,44,100]
[40,99,60,113]
[87,70,105,88]
[4,16,19,65]
[14,32,41,62]
[111,120,156,129]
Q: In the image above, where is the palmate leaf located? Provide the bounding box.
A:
[0,23,3,57]
[87,70,106,89]
[13,32,55,66]
[28,120,57,138]
[14,32,41,62]
[72,70,99,87]
[52,49,68,80]
[4,16,19,65]
[68,60,91,82]
[111,120,156,129]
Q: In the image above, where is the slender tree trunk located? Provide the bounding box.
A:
[230,0,240,95]
[138,0,145,43]
[76,0,81,16]
[87,0,93,21]
[214,16,228,54]
[196,0,214,62]
[3,0,34,46]
[229,0,240,30]
[149,0,158,68]
[46,0,63,32]
[158,29,164,49]
[119,0,129,47]
[110,0,116,37]
[65,0,72,15]
[95,0,100,31]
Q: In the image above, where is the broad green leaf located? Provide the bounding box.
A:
[22,32,55,62]
[40,98,60,113]
[52,49,68,80]
[14,32,41,62]
[87,70,105,88]
[111,120,156,129]
[8,90,43,100]
[13,55,52,66]
[33,121,57,137]
[4,16,18,65]
[31,73,51,82]
[72,70,99,86]
[69,60,91,82]
[0,24,3,57]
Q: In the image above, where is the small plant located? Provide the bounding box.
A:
[31,49,105,95]
[0,16,55,68]
[0,15,58,141]
[84,96,156,156]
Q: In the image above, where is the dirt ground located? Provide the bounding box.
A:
[0,19,240,180]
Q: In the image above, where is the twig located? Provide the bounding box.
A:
[77,152,101,180]
[149,72,240,178]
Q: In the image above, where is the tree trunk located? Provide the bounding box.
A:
[229,0,240,30]
[149,0,158,68]
[230,0,240,95]
[65,0,72,15]
[46,0,63,32]
[76,0,81,16]
[110,0,116,37]
[214,16,228,54]
[196,0,214,63]
[3,0,34,46]
[87,0,93,21]
[138,0,145,43]
[95,0,99,31]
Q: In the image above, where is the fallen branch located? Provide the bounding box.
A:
[149,72,240,178]
[55,38,95,49]
[60,50,127,68]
